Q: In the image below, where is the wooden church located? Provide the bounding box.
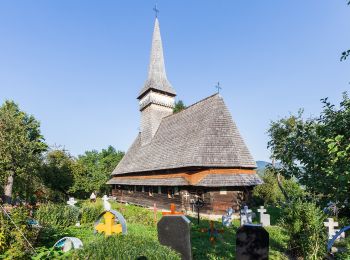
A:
[107,17,262,214]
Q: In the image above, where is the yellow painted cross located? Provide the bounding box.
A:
[95,211,122,236]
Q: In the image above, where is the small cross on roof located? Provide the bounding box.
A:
[153,4,159,18]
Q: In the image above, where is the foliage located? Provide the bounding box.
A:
[173,100,186,113]
[79,201,104,224]
[0,100,47,203]
[71,233,180,260]
[267,93,350,215]
[0,206,39,258]
[31,247,72,260]
[35,203,79,228]
[39,150,75,200]
[280,199,327,259]
[69,146,124,197]
[252,167,304,206]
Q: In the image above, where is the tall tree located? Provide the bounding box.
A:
[0,101,47,203]
[70,146,124,197]
[267,93,350,215]
[40,149,75,199]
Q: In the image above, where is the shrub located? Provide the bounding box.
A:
[0,206,39,258]
[35,203,79,228]
[71,234,180,260]
[280,199,327,259]
[253,168,305,206]
[80,200,104,224]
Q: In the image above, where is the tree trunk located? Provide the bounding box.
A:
[4,174,14,204]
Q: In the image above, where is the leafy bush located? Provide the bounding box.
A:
[80,201,103,224]
[0,206,39,258]
[35,203,79,228]
[280,199,327,259]
[253,168,305,206]
[71,234,180,260]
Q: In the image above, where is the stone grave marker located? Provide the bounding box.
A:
[67,197,77,207]
[236,224,269,260]
[240,206,255,226]
[257,206,270,227]
[158,215,192,260]
[324,218,346,241]
[222,207,234,227]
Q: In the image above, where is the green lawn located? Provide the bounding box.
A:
[32,201,289,259]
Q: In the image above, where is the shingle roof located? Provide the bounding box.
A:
[138,18,176,99]
[112,94,256,176]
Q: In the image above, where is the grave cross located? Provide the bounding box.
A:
[95,211,122,236]
[67,197,77,207]
[257,206,270,227]
[324,218,339,239]
[162,203,183,215]
[200,221,225,244]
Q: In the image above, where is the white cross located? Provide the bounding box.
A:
[324,218,339,239]
[257,206,267,215]
[102,195,111,211]
[67,197,77,207]
[183,192,190,200]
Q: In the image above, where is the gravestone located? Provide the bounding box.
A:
[257,206,270,227]
[158,215,192,260]
[324,218,339,239]
[67,197,77,207]
[240,206,255,226]
[236,224,269,260]
[222,207,234,227]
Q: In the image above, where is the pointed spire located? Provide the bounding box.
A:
[138,18,176,99]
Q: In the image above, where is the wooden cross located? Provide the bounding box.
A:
[162,203,183,215]
[215,82,222,94]
[153,4,159,18]
[95,211,122,236]
[200,221,225,244]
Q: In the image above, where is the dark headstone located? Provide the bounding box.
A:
[157,215,192,260]
[236,224,269,260]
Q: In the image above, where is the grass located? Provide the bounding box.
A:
[32,201,289,259]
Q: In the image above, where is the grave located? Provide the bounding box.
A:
[67,197,77,207]
[158,214,192,260]
[240,206,255,226]
[257,206,270,227]
[222,207,234,227]
[236,224,269,260]
[94,209,127,236]
[53,237,83,252]
[200,220,225,244]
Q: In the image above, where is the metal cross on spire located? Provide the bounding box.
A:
[153,4,159,18]
[215,82,222,94]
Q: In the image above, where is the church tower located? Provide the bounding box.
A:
[138,18,176,146]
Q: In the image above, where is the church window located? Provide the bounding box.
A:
[174,187,179,195]
[142,186,145,192]
[220,188,227,195]
[158,186,162,194]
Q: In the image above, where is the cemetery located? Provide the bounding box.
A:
[1,1,350,259]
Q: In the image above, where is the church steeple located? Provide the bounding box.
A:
[138,17,176,146]
[138,18,176,100]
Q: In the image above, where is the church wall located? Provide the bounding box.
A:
[111,185,252,215]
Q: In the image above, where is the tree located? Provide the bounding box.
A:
[40,149,75,200]
[173,100,186,113]
[267,92,350,215]
[0,101,47,203]
[70,146,124,197]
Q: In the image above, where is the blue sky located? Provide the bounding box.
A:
[0,1,349,161]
